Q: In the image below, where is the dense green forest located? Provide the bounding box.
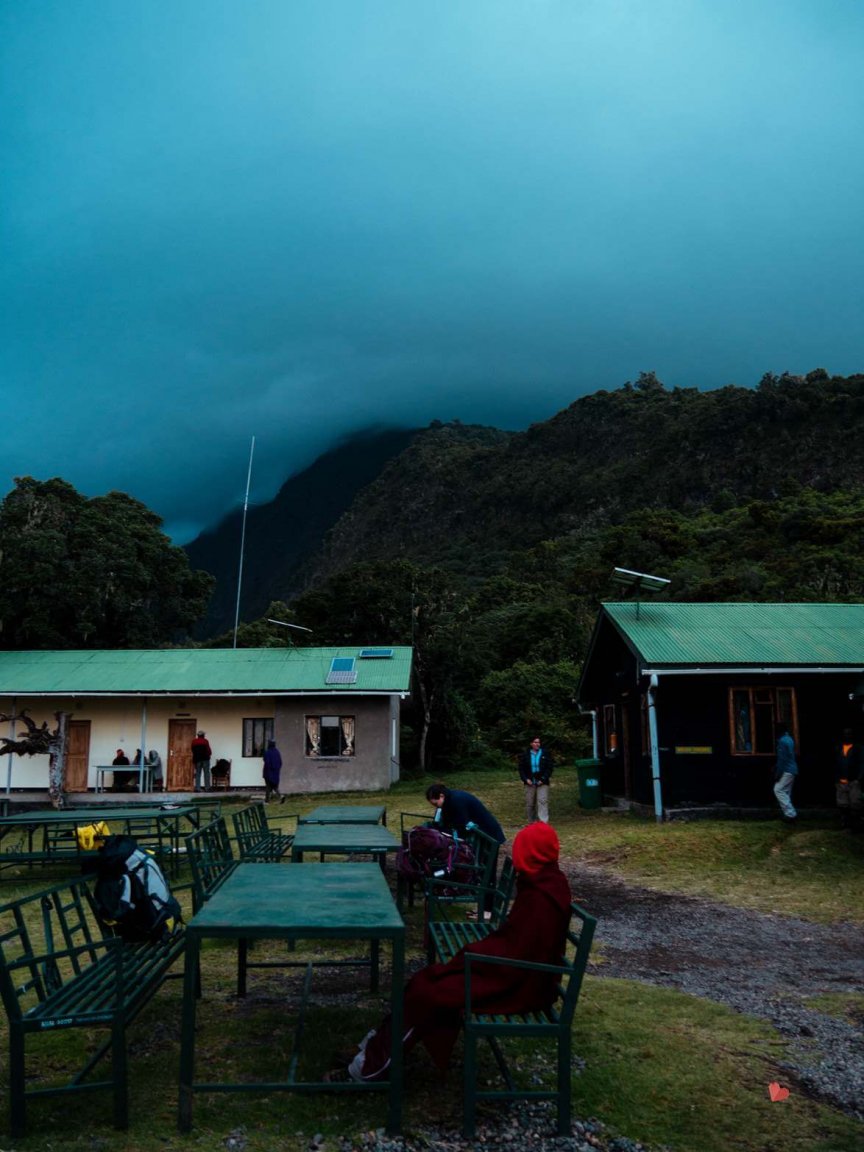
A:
[204,371,864,774]
[2,372,862,773]
[0,477,213,649]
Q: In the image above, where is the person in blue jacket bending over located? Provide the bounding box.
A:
[425,783,505,844]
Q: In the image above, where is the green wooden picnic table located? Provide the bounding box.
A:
[290,822,400,871]
[178,862,405,1133]
[299,804,387,825]
[0,803,204,877]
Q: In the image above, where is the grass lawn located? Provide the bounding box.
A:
[0,773,861,1151]
[400,767,864,923]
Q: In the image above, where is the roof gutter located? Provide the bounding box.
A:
[0,690,409,699]
[640,666,864,677]
[647,674,663,823]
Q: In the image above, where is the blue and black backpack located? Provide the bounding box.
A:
[94,834,182,943]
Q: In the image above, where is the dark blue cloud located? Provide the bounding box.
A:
[2,1,862,541]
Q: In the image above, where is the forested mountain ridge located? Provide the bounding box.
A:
[184,426,420,636]
[308,371,864,585]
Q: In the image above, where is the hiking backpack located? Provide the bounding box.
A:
[93,834,182,943]
[397,825,476,886]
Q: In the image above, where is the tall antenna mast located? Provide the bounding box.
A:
[233,435,255,649]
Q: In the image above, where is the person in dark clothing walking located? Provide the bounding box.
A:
[773,722,798,821]
[263,739,284,802]
[517,736,554,823]
[425,783,505,844]
[191,730,212,792]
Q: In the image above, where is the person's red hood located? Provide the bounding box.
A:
[512,822,560,874]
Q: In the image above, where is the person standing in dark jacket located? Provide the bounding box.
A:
[191,730,212,792]
[425,784,505,843]
[835,728,863,828]
[517,736,554,823]
[263,739,284,802]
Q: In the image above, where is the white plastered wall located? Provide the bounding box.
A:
[0,695,277,791]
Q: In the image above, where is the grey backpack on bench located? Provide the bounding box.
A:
[94,834,182,943]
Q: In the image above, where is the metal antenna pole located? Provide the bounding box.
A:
[233,436,255,649]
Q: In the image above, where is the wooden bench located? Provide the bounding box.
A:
[0,807,205,880]
[188,815,307,994]
[231,803,295,862]
[0,874,185,1137]
[461,900,597,1138]
[184,816,237,912]
[425,857,516,964]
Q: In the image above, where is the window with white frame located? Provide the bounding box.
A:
[243,718,273,757]
[305,715,355,757]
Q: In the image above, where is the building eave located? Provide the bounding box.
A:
[639,666,864,677]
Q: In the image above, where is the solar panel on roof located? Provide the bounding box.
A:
[325,655,358,685]
[359,648,394,659]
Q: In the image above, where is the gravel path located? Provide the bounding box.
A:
[568,864,864,1122]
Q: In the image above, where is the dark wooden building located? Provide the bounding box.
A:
[577,603,864,816]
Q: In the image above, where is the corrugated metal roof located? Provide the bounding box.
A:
[0,647,413,695]
[602,603,864,666]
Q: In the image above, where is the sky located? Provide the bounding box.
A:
[2,1,863,542]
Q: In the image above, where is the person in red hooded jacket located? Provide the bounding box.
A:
[327,820,573,1083]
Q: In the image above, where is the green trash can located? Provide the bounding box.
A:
[575,758,603,810]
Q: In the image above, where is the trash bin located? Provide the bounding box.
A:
[575,758,603,810]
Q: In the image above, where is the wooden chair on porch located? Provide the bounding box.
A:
[210,759,231,790]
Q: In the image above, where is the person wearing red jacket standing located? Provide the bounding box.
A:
[190,730,212,792]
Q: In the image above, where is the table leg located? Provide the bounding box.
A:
[178,935,200,1131]
[370,939,380,991]
[386,933,404,1135]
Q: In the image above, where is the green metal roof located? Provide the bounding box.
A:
[0,647,413,696]
[602,602,864,667]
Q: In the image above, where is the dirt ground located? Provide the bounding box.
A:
[567,864,864,1121]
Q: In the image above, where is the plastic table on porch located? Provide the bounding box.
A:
[94,763,154,793]
[299,804,387,826]
[290,822,401,872]
[178,862,405,1133]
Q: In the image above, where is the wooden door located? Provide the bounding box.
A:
[167,719,196,792]
[66,720,91,792]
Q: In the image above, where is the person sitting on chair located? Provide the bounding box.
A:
[111,748,130,793]
[326,821,571,1083]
